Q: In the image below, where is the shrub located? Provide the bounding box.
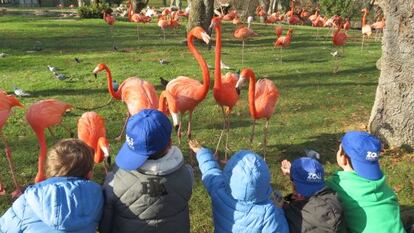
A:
[319,0,368,18]
[78,2,111,18]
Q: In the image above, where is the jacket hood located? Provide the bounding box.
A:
[223,150,272,203]
[329,171,389,202]
[25,177,103,231]
[138,146,184,175]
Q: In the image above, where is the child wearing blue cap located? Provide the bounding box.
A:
[188,139,289,233]
[279,157,345,233]
[99,109,194,233]
[326,131,405,233]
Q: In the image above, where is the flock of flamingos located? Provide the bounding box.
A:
[0,0,385,199]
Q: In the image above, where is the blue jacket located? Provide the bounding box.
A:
[196,148,289,233]
[0,177,103,233]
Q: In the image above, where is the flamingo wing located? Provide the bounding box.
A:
[166,76,203,112]
[122,77,159,115]
[214,73,239,108]
[254,79,279,119]
[26,99,72,130]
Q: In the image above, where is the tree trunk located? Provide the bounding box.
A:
[77,0,83,7]
[368,0,414,149]
[187,0,214,32]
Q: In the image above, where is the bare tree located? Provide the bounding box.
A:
[368,0,414,149]
[187,0,214,32]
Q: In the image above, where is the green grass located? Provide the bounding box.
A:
[0,10,413,232]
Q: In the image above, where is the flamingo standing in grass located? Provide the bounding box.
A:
[234,24,258,66]
[209,17,240,163]
[159,26,210,144]
[361,8,372,50]
[103,11,116,50]
[128,0,151,40]
[26,99,72,183]
[235,68,279,160]
[275,26,283,38]
[371,17,385,41]
[0,90,23,198]
[93,63,159,140]
[274,29,293,63]
[78,112,110,174]
[332,18,348,73]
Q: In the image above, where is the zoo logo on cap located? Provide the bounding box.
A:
[366,151,378,161]
[307,172,322,182]
[126,134,135,150]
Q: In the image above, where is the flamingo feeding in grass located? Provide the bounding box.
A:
[77,112,110,174]
[93,63,159,141]
[26,99,72,183]
[159,26,210,144]
[361,8,372,50]
[235,68,279,160]
[0,90,23,198]
[274,28,293,63]
[209,17,240,163]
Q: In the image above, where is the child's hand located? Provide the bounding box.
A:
[281,159,291,176]
[188,139,202,153]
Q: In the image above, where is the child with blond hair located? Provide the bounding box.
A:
[0,139,103,233]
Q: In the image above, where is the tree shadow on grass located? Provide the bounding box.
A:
[28,87,108,97]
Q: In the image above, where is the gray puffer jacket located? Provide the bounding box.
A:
[99,146,194,233]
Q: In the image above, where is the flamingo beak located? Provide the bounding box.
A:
[200,32,211,45]
[102,147,111,166]
[94,73,97,78]
[174,125,179,132]
[236,87,241,95]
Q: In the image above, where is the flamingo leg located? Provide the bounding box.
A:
[177,120,182,145]
[163,29,166,42]
[250,119,256,145]
[115,112,130,141]
[280,47,283,63]
[0,131,21,198]
[263,119,270,161]
[48,127,56,140]
[214,106,227,160]
[60,124,74,138]
[361,34,365,51]
[0,180,5,196]
[136,24,140,41]
[186,111,193,139]
[241,40,245,66]
[110,25,116,51]
[224,112,231,163]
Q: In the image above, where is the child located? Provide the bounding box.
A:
[188,139,289,233]
[0,139,103,233]
[280,157,345,233]
[327,131,405,233]
[99,109,194,233]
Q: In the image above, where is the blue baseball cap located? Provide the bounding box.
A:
[341,131,383,180]
[115,109,172,170]
[291,157,325,198]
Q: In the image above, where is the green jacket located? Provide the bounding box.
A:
[326,171,405,233]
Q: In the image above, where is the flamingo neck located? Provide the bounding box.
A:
[35,129,47,183]
[214,24,222,89]
[128,0,133,21]
[103,66,121,100]
[187,32,210,100]
[246,70,258,118]
[362,12,367,26]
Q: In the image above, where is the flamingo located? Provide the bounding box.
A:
[93,63,159,140]
[286,0,301,25]
[332,18,348,73]
[235,68,279,160]
[371,17,385,41]
[275,25,283,38]
[77,112,110,174]
[26,99,72,183]
[128,0,151,40]
[234,24,258,66]
[0,90,23,198]
[361,8,372,50]
[209,17,240,163]
[274,29,293,63]
[223,9,237,21]
[158,15,170,41]
[308,10,319,21]
[103,11,116,50]
[343,17,351,31]
[159,26,210,144]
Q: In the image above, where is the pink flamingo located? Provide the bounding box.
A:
[343,17,351,31]
[235,68,280,160]
[275,25,283,38]
[128,0,151,40]
[77,112,110,174]
[159,26,210,144]
[332,18,348,73]
[209,17,240,163]
[361,8,372,50]
[371,17,385,41]
[93,63,159,140]
[274,28,293,63]
[26,99,72,183]
[234,24,258,66]
[103,11,116,50]
[0,90,23,198]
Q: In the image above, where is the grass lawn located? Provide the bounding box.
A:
[0,9,413,232]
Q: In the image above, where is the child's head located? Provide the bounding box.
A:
[290,157,325,198]
[46,139,94,179]
[337,131,383,180]
[223,151,272,203]
[115,109,172,170]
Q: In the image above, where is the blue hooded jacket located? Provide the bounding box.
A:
[196,148,289,233]
[0,177,103,233]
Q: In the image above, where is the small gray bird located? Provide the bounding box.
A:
[74,57,81,63]
[159,59,169,65]
[54,72,69,81]
[0,53,7,58]
[304,148,320,160]
[13,85,31,97]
